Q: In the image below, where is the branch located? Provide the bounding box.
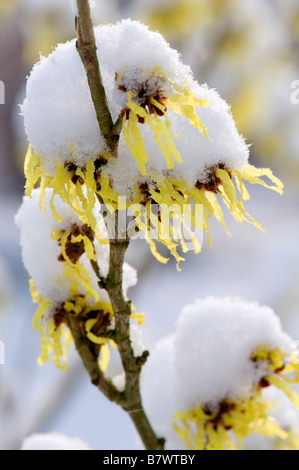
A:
[75,0,119,154]
[111,114,123,138]
[74,0,164,450]
[67,314,123,405]
[104,221,165,451]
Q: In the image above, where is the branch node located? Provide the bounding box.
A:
[136,350,150,367]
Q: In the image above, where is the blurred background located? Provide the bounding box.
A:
[0,0,299,450]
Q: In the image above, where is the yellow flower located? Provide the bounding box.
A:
[173,345,299,450]
[28,221,113,371]
[273,433,299,451]
[29,222,144,371]
[24,145,109,238]
[97,163,283,269]
[25,141,283,271]
[119,71,210,175]
[30,277,116,371]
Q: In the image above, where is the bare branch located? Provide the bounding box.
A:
[104,224,164,450]
[67,314,123,405]
[74,0,164,450]
[75,0,119,154]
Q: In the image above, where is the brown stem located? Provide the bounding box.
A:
[67,314,123,405]
[105,235,164,450]
[74,0,165,450]
[75,0,119,154]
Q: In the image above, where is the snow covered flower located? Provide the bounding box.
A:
[22,20,208,228]
[22,20,283,268]
[104,82,283,267]
[244,388,299,450]
[142,297,299,450]
[15,188,137,370]
[118,67,210,176]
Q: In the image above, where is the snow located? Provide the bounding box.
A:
[130,322,145,358]
[21,432,91,450]
[112,373,125,393]
[22,18,248,187]
[1,0,298,449]
[22,38,107,174]
[107,82,249,197]
[142,296,294,449]
[174,297,292,410]
[22,20,192,174]
[15,188,137,308]
[245,387,299,450]
[141,336,181,449]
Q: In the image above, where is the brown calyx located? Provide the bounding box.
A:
[203,400,237,432]
[53,301,112,338]
[138,182,154,207]
[195,163,231,193]
[259,378,270,389]
[66,156,108,185]
[57,223,94,264]
[66,163,85,186]
[118,77,168,123]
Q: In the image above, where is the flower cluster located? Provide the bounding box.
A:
[15,188,138,370]
[16,12,295,452]
[142,297,299,450]
[245,387,299,450]
[22,20,283,270]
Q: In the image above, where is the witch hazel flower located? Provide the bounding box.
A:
[117,66,209,176]
[142,297,299,450]
[15,188,137,370]
[21,20,204,226]
[244,387,299,450]
[105,81,283,267]
[22,19,283,268]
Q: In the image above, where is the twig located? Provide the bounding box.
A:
[67,314,123,405]
[111,114,123,138]
[74,0,165,450]
[104,233,165,450]
[75,0,119,154]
